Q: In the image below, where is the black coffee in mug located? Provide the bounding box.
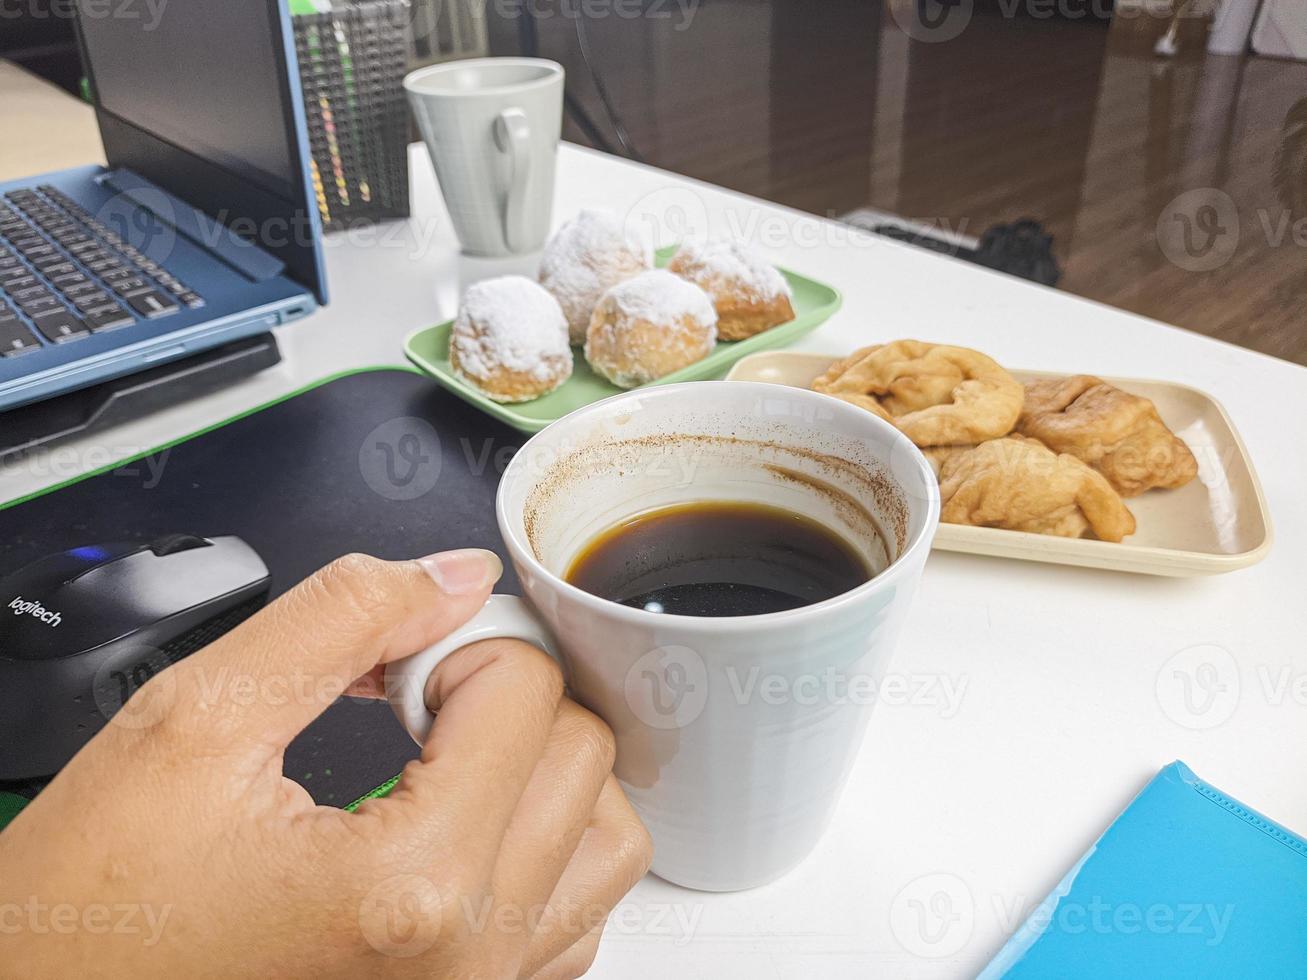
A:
[564,501,872,617]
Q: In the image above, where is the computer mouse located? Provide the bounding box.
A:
[0,534,271,781]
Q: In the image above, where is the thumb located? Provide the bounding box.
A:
[160,549,502,756]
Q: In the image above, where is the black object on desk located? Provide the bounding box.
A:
[0,368,525,807]
[0,535,271,781]
[0,333,282,461]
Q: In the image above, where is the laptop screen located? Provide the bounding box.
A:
[76,0,326,303]
[80,0,298,202]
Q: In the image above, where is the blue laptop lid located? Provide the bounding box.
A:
[980,761,1307,978]
[76,0,328,305]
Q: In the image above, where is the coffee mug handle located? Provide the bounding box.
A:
[385,594,561,744]
[493,108,532,254]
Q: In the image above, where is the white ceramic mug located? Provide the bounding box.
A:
[387,382,941,891]
[404,58,563,256]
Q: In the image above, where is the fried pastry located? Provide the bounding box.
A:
[921,444,973,480]
[938,436,1137,541]
[1017,375,1197,497]
[666,240,795,340]
[811,340,1024,446]
[450,276,572,403]
[539,209,651,345]
[584,270,718,388]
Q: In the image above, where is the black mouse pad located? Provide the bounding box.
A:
[0,368,528,807]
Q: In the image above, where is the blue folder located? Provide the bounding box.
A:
[980,761,1307,979]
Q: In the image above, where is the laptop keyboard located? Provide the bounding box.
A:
[0,186,205,359]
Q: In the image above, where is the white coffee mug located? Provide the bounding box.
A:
[404,58,563,256]
[387,382,941,891]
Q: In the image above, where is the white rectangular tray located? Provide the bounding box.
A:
[725,351,1273,576]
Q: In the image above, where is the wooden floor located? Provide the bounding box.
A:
[522,3,1307,365]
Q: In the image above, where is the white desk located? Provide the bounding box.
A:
[3,144,1305,978]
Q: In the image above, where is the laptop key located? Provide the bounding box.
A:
[0,316,40,357]
[13,284,52,301]
[72,291,114,310]
[86,308,135,332]
[62,281,99,298]
[110,277,147,295]
[19,299,59,318]
[52,271,88,288]
[33,255,71,273]
[125,289,180,318]
[179,292,206,309]
[1,274,37,292]
[32,309,88,343]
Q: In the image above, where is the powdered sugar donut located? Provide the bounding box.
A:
[666,239,794,340]
[450,276,572,403]
[539,209,651,344]
[584,270,717,389]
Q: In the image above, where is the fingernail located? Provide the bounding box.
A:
[418,548,503,595]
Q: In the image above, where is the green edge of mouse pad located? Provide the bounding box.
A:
[0,365,418,514]
[404,246,843,434]
[345,774,402,812]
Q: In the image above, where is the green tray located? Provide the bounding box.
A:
[404,248,842,434]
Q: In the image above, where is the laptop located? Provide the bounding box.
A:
[0,0,327,413]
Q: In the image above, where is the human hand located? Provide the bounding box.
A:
[0,550,651,978]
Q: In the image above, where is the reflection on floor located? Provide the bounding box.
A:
[527,3,1307,365]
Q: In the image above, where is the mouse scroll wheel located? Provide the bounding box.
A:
[148,534,212,557]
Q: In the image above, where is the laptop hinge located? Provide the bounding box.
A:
[97,169,287,283]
